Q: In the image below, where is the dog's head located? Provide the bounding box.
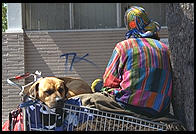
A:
[28,77,68,108]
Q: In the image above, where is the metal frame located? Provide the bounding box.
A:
[69,3,74,29]
[116,3,121,28]
[23,101,167,131]
[22,3,126,30]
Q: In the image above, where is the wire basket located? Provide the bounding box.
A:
[22,101,167,131]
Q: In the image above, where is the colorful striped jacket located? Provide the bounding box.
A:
[102,38,172,113]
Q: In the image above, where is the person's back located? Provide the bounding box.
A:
[101,6,173,117]
[102,37,172,116]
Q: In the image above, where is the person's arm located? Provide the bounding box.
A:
[102,46,122,93]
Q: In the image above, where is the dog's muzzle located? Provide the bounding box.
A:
[55,97,66,108]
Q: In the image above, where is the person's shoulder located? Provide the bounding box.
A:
[118,39,129,44]
[115,38,140,50]
[115,39,126,47]
[115,38,130,48]
[145,38,169,48]
[116,38,136,45]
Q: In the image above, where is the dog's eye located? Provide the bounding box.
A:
[58,88,64,94]
[44,90,54,95]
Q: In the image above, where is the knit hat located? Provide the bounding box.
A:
[124,6,161,34]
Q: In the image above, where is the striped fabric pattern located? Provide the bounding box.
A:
[103,38,172,112]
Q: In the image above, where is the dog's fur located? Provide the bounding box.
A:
[26,77,92,108]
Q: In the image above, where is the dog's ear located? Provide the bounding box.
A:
[28,81,40,99]
[63,82,69,97]
[57,77,71,84]
[56,77,71,95]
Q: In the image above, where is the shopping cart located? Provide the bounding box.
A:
[7,71,167,131]
[6,71,42,131]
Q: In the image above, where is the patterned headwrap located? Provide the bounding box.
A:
[124,6,161,39]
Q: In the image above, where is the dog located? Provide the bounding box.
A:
[26,77,92,108]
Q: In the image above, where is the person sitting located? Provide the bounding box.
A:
[92,6,173,118]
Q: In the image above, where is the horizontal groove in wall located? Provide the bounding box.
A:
[24,30,168,85]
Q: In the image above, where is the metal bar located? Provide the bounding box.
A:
[62,103,65,128]
[100,112,104,130]
[112,114,116,131]
[125,120,128,131]
[23,107,27,131]
[35,104,37,129]
[69,3,74,29]
[94,115,98,131]
[116,3,121,28]
[30,4,31,30]
[77,110,80,130]
[121,116,124,131]
[27,107,31,131]
[85,113,89,131]
[42,105,44,130]
[103,113,107,131]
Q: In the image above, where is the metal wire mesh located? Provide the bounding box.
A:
[24,102,167,131]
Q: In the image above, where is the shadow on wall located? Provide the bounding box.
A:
[53,35,107,84]
[47,31,124,84]
[24,33,55,83]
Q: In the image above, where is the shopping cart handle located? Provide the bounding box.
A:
[15,72,30,80]
[7,78,22,90]
[7,72,35,96]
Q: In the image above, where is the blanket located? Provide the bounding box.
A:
[72,92,187,131]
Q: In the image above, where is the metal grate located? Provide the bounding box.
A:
[24,102,167,131]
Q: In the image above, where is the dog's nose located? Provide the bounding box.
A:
[55,97,65,108]
[56,97,62,102]
[56,97,65,104]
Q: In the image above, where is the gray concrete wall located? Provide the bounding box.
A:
[2,33,25,125]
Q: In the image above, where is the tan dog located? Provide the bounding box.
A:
[27,77,92,108]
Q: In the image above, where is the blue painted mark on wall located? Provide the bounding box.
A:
[60,52,98,71]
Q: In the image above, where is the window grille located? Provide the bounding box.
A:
[24,3,70,30]
[24,3,167,31]
[74,3,117,29]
